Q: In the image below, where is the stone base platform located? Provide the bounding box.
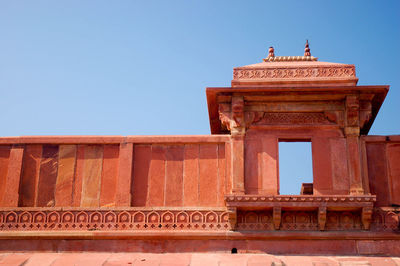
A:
[1,239,400,256]
[1,252,400,266]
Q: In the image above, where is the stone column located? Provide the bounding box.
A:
[219,96,246,194]
[345,96,364,195]
[231,134,245,193]
[230,96,245,194]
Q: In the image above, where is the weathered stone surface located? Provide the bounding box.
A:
[100,145,119,207]
[54,145,76,207]
[18,145,42,207]
[183,144,199,206]
[81,145,103,207]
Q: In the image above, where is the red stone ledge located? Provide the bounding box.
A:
[225,195,376,209]
[362,135,400,142]
[1,252,400,265]
[1,230,400,240]
[2,239,400,256]
[0,135,231,144]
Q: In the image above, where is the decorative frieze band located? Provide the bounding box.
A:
[254,112,332,125]
[233,66,356,80]
[218,109,338,133]
[0,209,231,231]
[235,208,400,232]
[0,207,397,232]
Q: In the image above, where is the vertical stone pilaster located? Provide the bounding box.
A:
[345,95,364,195]
[260,137,279,195]
[1,145,24,207]
[116,142,134,206]
[231,135,245,194]
[230,96,245,194]
[219,96,246,194]
[346,136,364,194]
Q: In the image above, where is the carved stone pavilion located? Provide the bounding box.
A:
[0,43,399,259]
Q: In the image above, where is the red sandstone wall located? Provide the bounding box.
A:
[0,136,231,208]
[131,143,228,207]
[1,134,399,208]
[364,136,400,207]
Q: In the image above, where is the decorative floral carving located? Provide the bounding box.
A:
[281,211,318,231]
[237,210,273,231]
[244,112,263,127]
[325,211,362,230]
[0,209,231,231]
[233,66,356,80]
[371,209,400,231]
[253,112,333,125]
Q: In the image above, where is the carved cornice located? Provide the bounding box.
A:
[233,66,356,80]
[225,195,376,205]
[217,95,374,136]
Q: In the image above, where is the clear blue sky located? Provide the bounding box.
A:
[1,1,399,194]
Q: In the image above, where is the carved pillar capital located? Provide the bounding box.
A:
[231,96,245,136]
[360,101,372,129]
[345,95,360,137]
[218,96,247,136]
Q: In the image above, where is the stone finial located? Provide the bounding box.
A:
[268,46,275,57]
[263,42,317,62]
[304,40,311,56]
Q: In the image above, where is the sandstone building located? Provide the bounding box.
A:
[0,43,399,260]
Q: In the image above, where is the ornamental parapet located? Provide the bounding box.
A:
[225,195,376,207]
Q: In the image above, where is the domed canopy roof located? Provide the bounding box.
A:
[232,45,358,87]
[207,43,388,135]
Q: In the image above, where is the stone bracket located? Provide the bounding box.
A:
[273,207,281,230]
[218,97,246,136]
[225,195,376,231]
[318,206,327,231]
[362,206,373,230]
[227,207,237,231]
